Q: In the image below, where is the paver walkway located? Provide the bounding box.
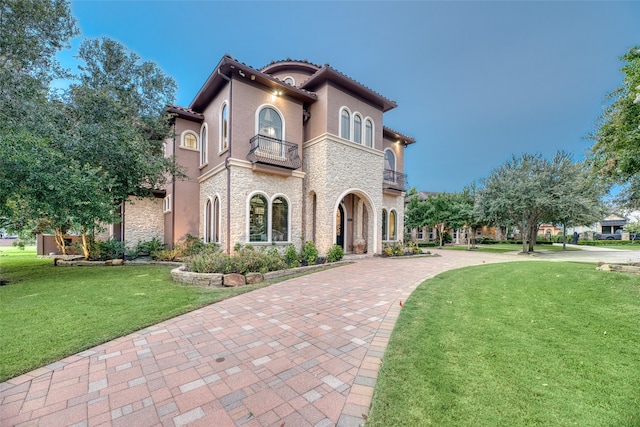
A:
[1,248,636,427]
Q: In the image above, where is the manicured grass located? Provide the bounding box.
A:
[0,247,269,381]
[440,243,580,253]
[367,261,640,427]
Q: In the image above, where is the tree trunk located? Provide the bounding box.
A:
[80,226,90,260]
[528,223,538,252]
[53,228,67,255]
[438,224,445,247]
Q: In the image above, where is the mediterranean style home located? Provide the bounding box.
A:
[104,55,415,257]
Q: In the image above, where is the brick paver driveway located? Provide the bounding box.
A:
[1,248,633,427]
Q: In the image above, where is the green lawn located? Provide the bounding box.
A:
[439,243,580,254]
[367,261,640,427]
[0,246,269,381]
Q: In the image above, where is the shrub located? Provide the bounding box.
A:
[284,244,300,267]
[88,239,125,260]
[136,237,166,259]
[187,246,286,274]
[300,240,319,265]
[327,244,344,262]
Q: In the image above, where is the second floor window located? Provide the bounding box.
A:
[354,115,362,144]
[340,109,350,140]
[365,119,373,147]
[258,107,282,140]
[220,103,229,151]
[183,132,197,149]
[200,124,208,166]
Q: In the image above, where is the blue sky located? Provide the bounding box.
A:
[61,0,639,193]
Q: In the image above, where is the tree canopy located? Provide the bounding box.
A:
[588,46,640,210]
[0,1,178,257]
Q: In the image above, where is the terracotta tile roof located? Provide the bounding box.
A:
[166,104,204,121]
[259,58,323,71]
[383,126,416,145]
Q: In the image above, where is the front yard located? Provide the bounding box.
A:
[0,247,269,381]
[367,261,640,426]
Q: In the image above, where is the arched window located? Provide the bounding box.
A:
[258,107,282,140]
[365,119,373,147]
[183,132,198,149]
[272,197,288,242]
[389,210,397,241]
[382,209,388,241]
[340,108,350,140]
[204,199,212,243]
[384,149,396,182]
[200,124,208,166]
[220,103,229,152]
[283,76,295,86]
[249,194,268,242]
[353,115,362,144]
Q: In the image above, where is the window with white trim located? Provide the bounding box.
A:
[183,132,198,149]
[389,210,397,240]
[340,108,350,140]
[365,119,373,147]
[200,124,208,166]
[220,103,229,152]
[353,114,362,144]
[163,195,171,213]
[382,209,388,241]
[249,194,268,242]
[283,76,295,86]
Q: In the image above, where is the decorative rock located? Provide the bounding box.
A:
[245,272,264,284]
[112,259,124,266]
[223,273,246,287]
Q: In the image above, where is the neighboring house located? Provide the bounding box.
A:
[110,55,415,256]
[537,223,563,239]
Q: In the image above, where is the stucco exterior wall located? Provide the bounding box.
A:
[124,197,164,247]
[304,133,384,255]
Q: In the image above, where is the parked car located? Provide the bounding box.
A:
[596,230,638,240]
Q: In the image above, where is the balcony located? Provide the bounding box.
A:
[247,135,302,170]
[383,169,407,192]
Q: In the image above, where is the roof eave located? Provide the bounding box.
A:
[190,55,317,111]
[300,67,397,112]
[383,126,416,145]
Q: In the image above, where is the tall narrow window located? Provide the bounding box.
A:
[389,210,397,240]
[384,149,396,182]
[220,103,229,151]
[340,109,350,139]
[353,115,362,144]
[249,194,268,242]
[382,209,388,241]
[213,197,219,243]
[200,124,208,166]
[204,199,212,243]
[272,197,288,242]
[365,119,373,147]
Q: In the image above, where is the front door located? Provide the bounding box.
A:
[336,205,345,248]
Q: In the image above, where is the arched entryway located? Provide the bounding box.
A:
[334,190,375,255]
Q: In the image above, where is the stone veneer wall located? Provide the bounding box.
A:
[304,133,384,255]
[382,193,406,242]
[124,197,164,247]
[200,160,304,252]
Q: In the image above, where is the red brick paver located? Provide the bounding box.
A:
[1,250,523,426]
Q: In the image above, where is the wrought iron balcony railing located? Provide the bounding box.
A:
[383,169,407,191]
[247,135,302,170]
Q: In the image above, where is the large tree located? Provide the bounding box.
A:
[475,152,606,253]
[587,46,640,210]
[0,1,180,257]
